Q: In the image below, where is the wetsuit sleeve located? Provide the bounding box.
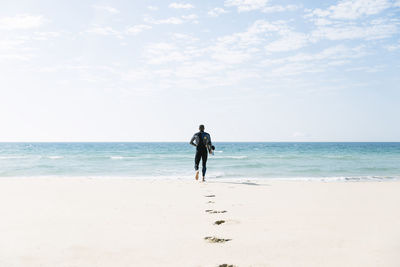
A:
[190,134,197,147]
[206,134,212,152]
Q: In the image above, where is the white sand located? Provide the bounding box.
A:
[0,178,399,267]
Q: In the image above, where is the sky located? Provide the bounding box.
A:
[0,0,399,142]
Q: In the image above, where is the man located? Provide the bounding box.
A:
[190,125,214,182]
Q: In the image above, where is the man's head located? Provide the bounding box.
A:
[199,124,205,132]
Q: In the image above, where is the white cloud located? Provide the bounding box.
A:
[224,0,268,12]
[202,19,310,65]
[0,15,46,30]
[205,20,290,64]
[261,45,367,77]
[169,3,194,9]
[87,26,123,38]
[262,4,300,13]
[121,69,152,82]
[172,33,199,43]
[386,40,400,51]
[288,45,366,63]
[263,45,366,67]
[0,53,33,61]
[224,0,299,13]
[345,65,385,72]
[212,19,308,54]
[305,1,399,44]
[126,25,152,35]
[261,45,367,79]
[330,0,391,19]
[395,0,400,7]
[88,24,153,38]
[144,14,198,25]
[311,19,398,41]
[265,32,308,52]
[92,5,119,14]
[182,14,198,20]
[313,18,333,26]
[307,0,391,20]
[208,7,229,17]
[144,42,193,64]
[0,39,26,50]
[30,31,61,41]
[216,20,290,48]
[211,49,252,64]
[149,17,183,24]
[147,6,159,11]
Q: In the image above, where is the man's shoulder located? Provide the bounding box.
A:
[194,131,211,136]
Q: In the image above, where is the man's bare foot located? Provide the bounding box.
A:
[195,171,199,180]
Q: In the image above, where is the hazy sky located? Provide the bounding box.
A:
[0,0,399,142]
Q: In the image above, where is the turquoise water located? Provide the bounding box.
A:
[0,142,400,181]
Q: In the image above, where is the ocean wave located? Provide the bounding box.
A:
[239,176,400,182]
[47,156,64,159]
[110,156,125,159]
[110,156,137,160]
[215,155,248,159]
[321,155,355,160]
[0,175,398,182]
[0,156,29,159]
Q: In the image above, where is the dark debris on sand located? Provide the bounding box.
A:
[218,264,237,267]
[205,195,216,197]
[206,210,227,214]
[204,236,231,243]
[214,220,226,225]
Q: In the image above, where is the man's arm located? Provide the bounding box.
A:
[189,134,197,147]
[206,134,213,153]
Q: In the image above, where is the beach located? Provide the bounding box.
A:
[1,178,399,267]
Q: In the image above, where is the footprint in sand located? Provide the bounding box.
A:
[205,194,216,197]
[204,236,231,243]
[218,264,237,267]
[214,220,225,225]
[207,200,215,204]
[205,209,227,214]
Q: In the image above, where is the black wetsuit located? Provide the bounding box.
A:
[190,131,212,177]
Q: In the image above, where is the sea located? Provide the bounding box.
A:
[0,142,399,181]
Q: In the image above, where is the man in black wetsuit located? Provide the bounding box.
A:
[190,124,213,182]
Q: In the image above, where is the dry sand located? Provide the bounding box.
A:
[0,178,399,267]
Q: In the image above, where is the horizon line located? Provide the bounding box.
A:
[1,141,400,143]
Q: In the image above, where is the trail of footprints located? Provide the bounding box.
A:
[204,193,237,267]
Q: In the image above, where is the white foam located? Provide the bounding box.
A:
[0,156,28,159]
[47,156,64,159]
[0,175,398,182]
[110,156,124,159]
[215,155,248,159]
[110,156,136,159]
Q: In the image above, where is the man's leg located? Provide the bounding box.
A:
[194,151,201,180]
[201,151,208,181]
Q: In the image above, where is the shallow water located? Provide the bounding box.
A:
[0,142,399,181]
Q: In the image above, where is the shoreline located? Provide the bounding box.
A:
[0,175,399,182]
[1,178,399,266]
